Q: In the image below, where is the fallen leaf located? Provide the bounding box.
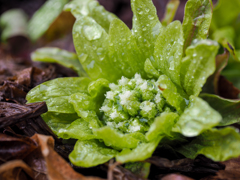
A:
[202,156,240,180]
[0,160,34,180]
[146,155,224,179]
[0,133,37,162]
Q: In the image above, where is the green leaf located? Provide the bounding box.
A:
[212,26,235,46]
[93,126,139,149]
[41,112,79,135]
[57,119,97,140]
[131,0,162,59]
[26,77,91,113]
[64,0,117,32]
[125,162,151,178]
[146,112,179,141]
[201,94,240,126]
[116,136,162,163]
[27,77,90,102]
[212,27,239,61]
[28,0,69,41]
[69,93,103,128]
[182,0,212,51]
[161,0,180,27]
[0,9,28,41]
[88,78,110,112]
[44,96,75,113]
[177,127,240,161]
[156,75,188,99]
[144,58,160,79]
[153,21,184,86]
[108,18,146,78]
[73,16,121,82]
[69,139,118,167]
[211,0,240,29]
[180,39,219,96]
[173,96,221,137]
[31,47,88,77]
[162,90,187,114]
[221,59,240,89]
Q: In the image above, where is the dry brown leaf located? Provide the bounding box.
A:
[0,160,34,180]
[202,156,240,180]
[0,133,37,162]
[30,134,104,180]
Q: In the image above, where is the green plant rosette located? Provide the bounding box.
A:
[27,0,240,168]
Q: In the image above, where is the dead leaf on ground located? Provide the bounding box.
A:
[146,155,225,179]
[0,133,104,180]
[202,156,240,180]
[0,160,34,180]
[0,133,37,162]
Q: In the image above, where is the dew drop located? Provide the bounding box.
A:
[83,25,102,41]
[148,15,154,20]
[169,61,175,70]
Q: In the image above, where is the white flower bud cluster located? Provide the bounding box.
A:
[99,73,169,134]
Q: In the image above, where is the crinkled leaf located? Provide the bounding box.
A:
[28,0,68,41]
[177,127,240,161]
[27,77,90,102]
[69,93,102,128]
[108,18,146,78]
[64,0,117,32]
[57,119,97,140]
[31,47,88,77]
[180,39,219,96]
[125,162,151,179]
[157,75,188,99]
[41,112,79,135]
[93,126,139,149]
[26,77,90,113]
[161,0,180,27]
[173,96,221,137]
[144,58,160,79]
[162,90,187,114]
[201,93,240,126]
[116,136,162,163]
[131,0,162,59]
[182,0,212,52]
[153,21,184,86]
[0,9,28,41]
[88,78,110,112]
[211,0,240,29]
[146,112,179,141]
[69,139,118,167]
[44,96,75,113]
[73,16,120,82]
